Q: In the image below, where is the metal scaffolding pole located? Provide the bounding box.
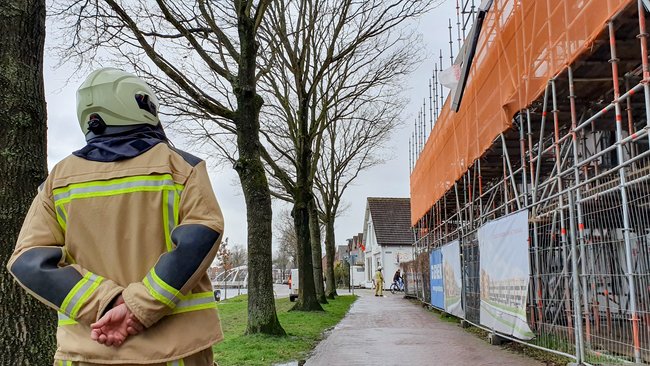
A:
[534,84,551,194]
[566,66,586,363]
[609,21,641,363]
[501,133,522,211]
[550,78,574,344]
[638,0,650,130]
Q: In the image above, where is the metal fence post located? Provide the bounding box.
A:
[567,188,585,363]
[609,21,642,363]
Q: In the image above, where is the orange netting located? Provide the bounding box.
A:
[410,0,633,225]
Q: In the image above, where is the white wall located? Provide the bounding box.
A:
[379,246,413,289]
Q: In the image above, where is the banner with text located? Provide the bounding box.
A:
[430,249,444,309]
[478,210,534,340]
[441,240,463,318]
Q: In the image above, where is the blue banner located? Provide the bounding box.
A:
[430,249,444,309]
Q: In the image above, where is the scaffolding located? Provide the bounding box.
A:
[410,0,650,364]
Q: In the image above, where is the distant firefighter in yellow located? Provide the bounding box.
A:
[375,266,384,296]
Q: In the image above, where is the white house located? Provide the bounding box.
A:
[362,197,414,289]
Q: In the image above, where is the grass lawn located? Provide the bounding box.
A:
[213,294,357,366]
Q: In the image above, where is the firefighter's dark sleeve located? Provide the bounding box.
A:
[7,188,124,326]
[122,161,224,327]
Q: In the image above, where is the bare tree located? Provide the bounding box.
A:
[0,0,55,363]
[257,0,436,310]
[275,208,298,266]
[54,0,285,335]
[217,237,233,273]
[229,243,248,268]
[273,209,298,281]
[316,100,401,298]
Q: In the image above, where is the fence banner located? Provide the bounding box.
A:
[441,240,463,318]
[430,249,444,309]
[478,210,534,340]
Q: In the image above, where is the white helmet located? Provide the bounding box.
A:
[377,266,383,271]
[76,67,160,135]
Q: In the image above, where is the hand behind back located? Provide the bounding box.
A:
[90,295,144,347]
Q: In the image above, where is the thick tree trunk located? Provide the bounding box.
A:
[291,194,322,311]
[235,9,285,335]
[308,200,327,304]
[291,97,322,312]
[324,217,337,299]
[0,0,56,363]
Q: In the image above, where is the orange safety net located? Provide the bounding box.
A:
[410,0,633,226]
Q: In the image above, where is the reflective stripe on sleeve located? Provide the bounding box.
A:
[163,189,178,252]
[172,292,218,314]
[60,272,104,319]
[57,312,78,326]
[55,205,68,232]
[143,268,182,308]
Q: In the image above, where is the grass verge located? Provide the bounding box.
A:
[213,294,357,366]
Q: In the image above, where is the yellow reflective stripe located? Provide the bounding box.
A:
[70,274,104,318]
[60,272,104,319]
[55,186,178,205]
[173,189,180,226]
[143,275,176,308]
[163,188,180,252]
[60,273,91,314]
[53,174,184,205]
[58,312,78,326]
[163,190,172,252]
[143,269,182,308]
[172,292,217,314]
[55,204,68,232]
[150,268,180,300]
[53,174,174,195]
[172,302,218,314]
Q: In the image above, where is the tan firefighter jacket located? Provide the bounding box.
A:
[7,143,224,364]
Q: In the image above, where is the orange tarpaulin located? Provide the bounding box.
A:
[410,0,632,226]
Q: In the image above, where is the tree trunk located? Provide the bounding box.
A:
[235,9,285,335]
[291,97,322,312]
[0,0,56,363]
[324,216,337,299]
[308,200,327,304]
[291,194,322,311]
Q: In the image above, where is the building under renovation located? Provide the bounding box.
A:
[408,0,650,364]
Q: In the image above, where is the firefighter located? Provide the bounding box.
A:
[374,266,384,296]
[7,68,224,365]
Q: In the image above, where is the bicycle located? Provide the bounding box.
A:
[390,280,404,294]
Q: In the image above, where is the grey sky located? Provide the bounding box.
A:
[42,1,457,253]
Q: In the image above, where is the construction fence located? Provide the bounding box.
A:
[407,1,650,364]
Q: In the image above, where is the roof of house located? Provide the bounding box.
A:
[367,197,413,246]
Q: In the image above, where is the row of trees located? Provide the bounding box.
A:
[1,0,441,361]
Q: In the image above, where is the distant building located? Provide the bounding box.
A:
[362,197,414,288]
[335,245,348,263]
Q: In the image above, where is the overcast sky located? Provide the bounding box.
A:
[43,1,458,253]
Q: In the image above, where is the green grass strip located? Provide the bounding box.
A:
[213,295,357,366]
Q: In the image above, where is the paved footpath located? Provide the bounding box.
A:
[305,290,543,366]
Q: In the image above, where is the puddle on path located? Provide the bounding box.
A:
[272,360,305,366]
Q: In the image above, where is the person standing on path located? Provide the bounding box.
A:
[7,68,224,366]
[374,266,384,296]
